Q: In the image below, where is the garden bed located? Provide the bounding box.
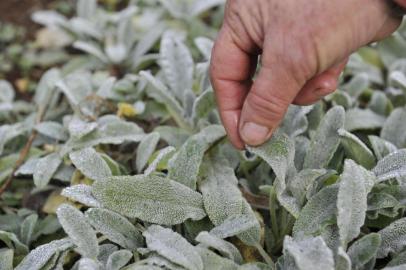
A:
[0,1,406,269]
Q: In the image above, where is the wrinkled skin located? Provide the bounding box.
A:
[210,0,403,149]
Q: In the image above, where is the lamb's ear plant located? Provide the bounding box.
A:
[1,1,406,269]
[32,0,165,73]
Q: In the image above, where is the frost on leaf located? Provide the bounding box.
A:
[338,129,376,169]
[143,225,203,270]
[136,132,160,173]
[33,69,61,109]
[68,117,98,139]
[195,231,243,263]
[85,208,143,250]
[140,71,186,129]
[336,247,351,270]
[293,185,338,237]
[76,0,97,19]
[0,249,13,270]
[77,258,102,270]
[195,246,238,270]
[348,233,381,269]
[92,174,206,225]
[145,146,176,175]
[280,105,312,138]
[373,149,406,182]
[210,214,260,240]
[198,156,243,226]
[248,131,299,216]
[345,108,386,132]
[369,135,398,161]
[160,31,194,102]
[237,200,262,246]
[194,37,214,60]
[67,115,145,150]
[0,80,15,103]
[0,231,28,254]
[191,88,215,123]
[35,121,69,141]
[61,184,101,208]
[160,0,225,19]
[283,236,334,270]
[106,250,133,270]
[288,169,327,208]
[15,238,72,270]
[209,202,261,247]
[56,204,99,259]
[69,147,112,182]
[189,0,226,17]
[33,153,62,188]
[304,106,345,169]
[381,107,406,148]
[377,217,406,258]
[56,72,93,107]
[247,131,295,182]
[169,125,226,189]
[97,244,118,266]
[20,214,38,246]
[337,160,375,247]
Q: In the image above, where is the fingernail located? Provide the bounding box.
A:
[240,122,271,146]
[315,88,333,98]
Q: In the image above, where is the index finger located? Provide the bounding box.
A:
[210,25,258,149]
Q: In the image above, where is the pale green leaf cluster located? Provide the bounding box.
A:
[1,0,406,269]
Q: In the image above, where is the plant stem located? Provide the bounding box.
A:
[278,208,288,239]
[280,212,295,238]
[255,243,275,268]
[269,187,279,239]
[136,223,146,233]
[0,130,37,195]
[0,99,50,195]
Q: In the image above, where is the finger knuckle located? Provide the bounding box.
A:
[316,87,336,98]
[247,91,289,123]
[284,43,319,84]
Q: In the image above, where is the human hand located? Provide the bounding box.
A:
[210,0,402,149]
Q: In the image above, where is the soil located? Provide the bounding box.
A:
[0,0,55,37]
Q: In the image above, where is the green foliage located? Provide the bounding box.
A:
[337,160,375,247]
[282,236,335,270]
[92,174,206,225]
[0,0,406,269]
[56,204,99,259]
[144,225,204,270]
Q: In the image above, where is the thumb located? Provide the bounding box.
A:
[239,58,305,146]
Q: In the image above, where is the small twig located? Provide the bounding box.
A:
[0,104,48,196]
[0,131,38,195]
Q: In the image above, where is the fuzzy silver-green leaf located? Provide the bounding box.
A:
[304,106,345,169]
[56,204,98,259]
[143,225,203,270]
[92,174,206,225]
[85,208,143,250]
[69,147,112,182]
[337,160,375,247]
